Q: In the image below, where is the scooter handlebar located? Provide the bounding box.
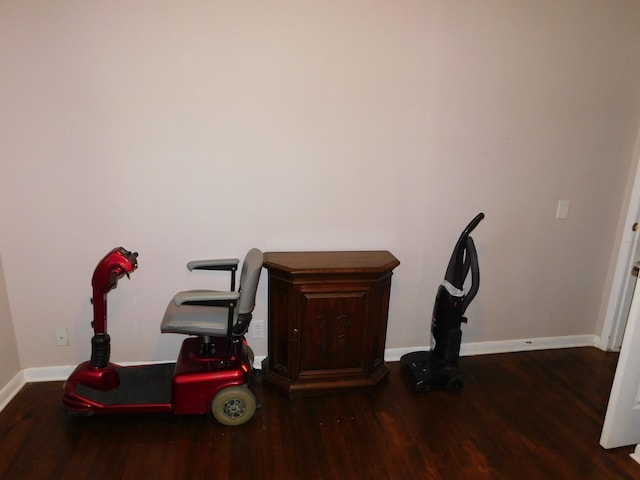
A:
[92,247,138,293]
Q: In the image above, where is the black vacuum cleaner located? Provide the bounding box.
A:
[401,212,484,392]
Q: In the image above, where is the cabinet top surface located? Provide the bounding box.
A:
[263,251,400,274]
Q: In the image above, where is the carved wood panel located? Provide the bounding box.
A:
[299,291,368,372]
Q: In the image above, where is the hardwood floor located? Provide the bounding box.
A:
[1,347,638,479]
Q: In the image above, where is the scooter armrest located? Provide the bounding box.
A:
[173,291,240,306]
[187,259,239,271]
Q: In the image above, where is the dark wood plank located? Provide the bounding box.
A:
[1,348,638,479]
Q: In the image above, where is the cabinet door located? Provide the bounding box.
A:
[267,279,292,378]
[298,289,369,374]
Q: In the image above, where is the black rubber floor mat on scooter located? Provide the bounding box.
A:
[76,363,175,405]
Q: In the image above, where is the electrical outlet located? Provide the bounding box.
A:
[56,328,69,346]
[252,320,265,339]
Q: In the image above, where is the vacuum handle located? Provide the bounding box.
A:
[461,213,485,239]
[445,212,485,288]
[460,236,480,315]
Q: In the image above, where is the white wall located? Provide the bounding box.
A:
[1,1,640,368]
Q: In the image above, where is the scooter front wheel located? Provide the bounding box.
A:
[211,386,257,426]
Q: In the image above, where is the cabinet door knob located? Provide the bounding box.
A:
[292,328,299,336]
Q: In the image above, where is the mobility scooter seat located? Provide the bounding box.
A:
[161,248,264,339]
[161,290,241,337]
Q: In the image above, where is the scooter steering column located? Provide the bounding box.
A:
[89,247,138,368]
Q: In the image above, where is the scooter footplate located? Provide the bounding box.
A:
[76,363,175,406]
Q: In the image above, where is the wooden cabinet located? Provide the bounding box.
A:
[261,251,400,397]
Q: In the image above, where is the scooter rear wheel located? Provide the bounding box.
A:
[211,386,257,426]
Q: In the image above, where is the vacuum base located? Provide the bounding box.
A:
[400,351,463,392]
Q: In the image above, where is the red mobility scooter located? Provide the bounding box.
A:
[62,247,264,426]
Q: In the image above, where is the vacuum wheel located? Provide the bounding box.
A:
[211,386,257,426]
[446,376,464,391]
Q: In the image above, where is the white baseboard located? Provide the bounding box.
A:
[385,347,422,361]
[384,334,600,361]
[0,334,602,414]
[630,445,640,465]
[0,371,26,413]
[23,365,76,382]
[461,334,600,356]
